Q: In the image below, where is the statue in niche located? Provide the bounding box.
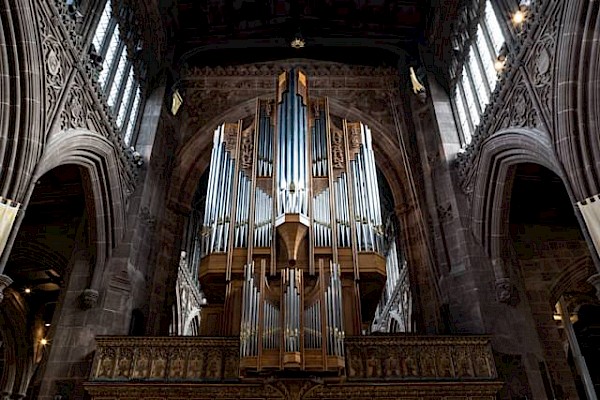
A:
[474,351,491,377]
[115,355,132,378]
[98,356,114,378]
[404,352,418,377]
[151,356,167,378]
[187,354,203,379]
[437,351,453,377]
[133,353,150,378]
[456,350,474,377]
[420,351,436,377]
[224,351,238,378]
[346,347,363,378]
[366,353,377,377]
[170,356,185,378]
[206,350,222,379]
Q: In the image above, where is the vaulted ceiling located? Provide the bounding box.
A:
[172,0,429,65]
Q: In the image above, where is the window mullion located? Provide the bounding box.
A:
[120,83,138,132]
[113,62,132,115]
[99,18,118,59]
[104,41,126,97]
[472,44,492,98]
[463,63,483,115]
[457,82,474,139]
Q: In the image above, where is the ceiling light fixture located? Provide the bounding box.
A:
[40,338,48,346]
[291,36,305,49]
[24,288,31,294]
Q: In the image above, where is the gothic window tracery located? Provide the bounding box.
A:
[91,0,143,146]
[452,0,506,146]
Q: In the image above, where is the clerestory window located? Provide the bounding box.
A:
[452,0,506,146]
[90,0,143,146]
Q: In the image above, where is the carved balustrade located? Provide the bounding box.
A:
[90,337,240,382]
[90,335,497,384]
[344,335,497,381]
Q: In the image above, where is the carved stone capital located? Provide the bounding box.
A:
[0,274,13,303]
[587,273,600,300]
[494,277,513,304]
[80,288,99,310]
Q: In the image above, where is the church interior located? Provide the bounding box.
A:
[0,0,599,399]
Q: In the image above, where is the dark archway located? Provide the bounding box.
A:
[508,163,597,399]
[3,165,90,398]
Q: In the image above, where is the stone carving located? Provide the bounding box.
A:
[180,61,400,147]
[80,288,99,309]
[40,14,68,121]
[495,277,513,304]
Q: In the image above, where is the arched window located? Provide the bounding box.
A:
[452,0,506,146]
[90,0,143,146]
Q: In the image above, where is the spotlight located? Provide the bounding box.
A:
[24,288,31,294]
[40,338,48,346]
[513,10,525,25]
[45,323,51,327]
[494,55,506,72]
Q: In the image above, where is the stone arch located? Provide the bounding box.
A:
[469,128,567,260]
[0,0,45,201]
[0,289,38,398]
[555,0,600,200]
[34,129,128,291]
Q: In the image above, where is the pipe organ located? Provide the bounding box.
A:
[198,69,393,372]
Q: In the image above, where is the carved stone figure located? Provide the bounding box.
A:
[495,278,512,303]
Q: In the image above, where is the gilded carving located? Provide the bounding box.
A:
[240,124,255,171]
[331,125,345,170]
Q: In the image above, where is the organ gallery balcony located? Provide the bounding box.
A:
[84,335,503,399]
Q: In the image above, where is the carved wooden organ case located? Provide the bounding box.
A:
[198,69,389,374]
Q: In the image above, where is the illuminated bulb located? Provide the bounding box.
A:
[40,338,48,346]
[24,288,31,294]
[45,323,51,327]
[495,56,506,72]
[513,10,525,25]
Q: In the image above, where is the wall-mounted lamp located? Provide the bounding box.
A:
[513,0,531,26]
[494,55,507,72]
[40,338,49,346]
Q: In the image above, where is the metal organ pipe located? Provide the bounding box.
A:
[277,70,308,216]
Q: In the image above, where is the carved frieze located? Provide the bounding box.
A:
[180,61,400,144]
[344,335,497,381]
[91,337,240,382]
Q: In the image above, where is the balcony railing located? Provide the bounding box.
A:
[89,335,497,383]
[90,336,239,381]
[344,335,497,380]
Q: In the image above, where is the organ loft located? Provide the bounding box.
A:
[198,69,392,372]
